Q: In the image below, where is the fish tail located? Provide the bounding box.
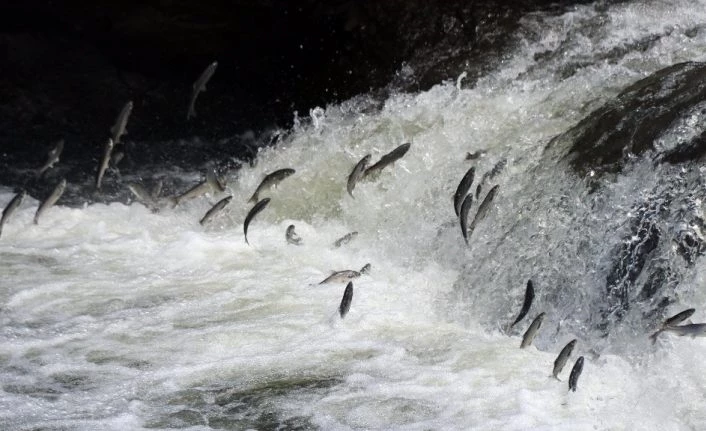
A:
[248,193,258,203]
[649,330,662,344]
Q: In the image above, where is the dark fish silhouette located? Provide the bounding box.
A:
[510,280,535,330]
[249,168,295,203]
[200,196,232,225]
[286,224,302,245]
[0,190,26,238]
[459,194,473,244]
[454,166,476,217]
[363,142,411,179]
[244,198,271,245]
[552,339,577,380]
[664,308,696,327]
[339,281,353,318]
[467,184,499,239]
[334,231,358,248]
[476,158,506,198]
[568,356,584,392]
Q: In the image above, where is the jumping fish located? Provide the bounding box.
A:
[510,280,535,330]
[36,139,64,178]
[650,323,706,343]
[467,184,499,239]
[187,61,218,120]
[176,170,223,205]
[96,138,114,190]
[127,182,160,212]
[347,154,371,198]
[663,308,696,327]
[286,224,302,245]
[363,142,411,179]
[34,179,66,225]
[244,197,270,245]
[151,179,163,200]
[111,101,133,144]
[319,269,362,284]
[200,196,232,225]
[453,166,476,217]
[334,231,358,248]
[0,190,26,238]
[249,168,295,203]
[459,193,473,244]
[339,281,353,318]
[552,339,577,380]
[568,356,584,392]
[520,312,545,349]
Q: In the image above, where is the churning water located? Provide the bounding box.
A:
[4,1,706,429]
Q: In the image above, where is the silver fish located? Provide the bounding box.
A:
[334,231,358,248]
[151,179,163,200]
[339,281,353,319]
[96,137,114,190]
[552,339,577,380]
[34,179,66,225]
[0,190,26,238]
[244,197,270,245]
[459,193,474,244]
[111,101,133,144]
[319,269,361,284]
[467,184,499,239]
[363,142,411,179]
[176,170,224,205]
[651,323,706,343]
[568,356,584,392]
[476,158,506,198]
[36,139,64,178]
[359,263,371,274]
[510,280,535,330]
[286,224,302,245]
[520,312,545,349]
[454,166,475,217]
[347,154,371,198]
[200,196,232,226]
[127,182,160,212]
[664,308,696,327]
[249,168,295,203]
[187,61,218,120]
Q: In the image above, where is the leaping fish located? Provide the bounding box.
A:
[200,196,232,225]
[347,154,371,198]
[111,101,133,144]
[520,312,545,349]
[339,281,354,319]
[34,179,66,225]
[286,224,302,245]
[319,268,362,284]
[96,138,114,190]
[36,139,64,178]
[187,61,218,120]
[459,194,473,244]
[0,190,26,239]
[649,308,698,343]
[363,142,411,180]
[650,322,706,343]
[175,170,224,205]
[334,231,358,248]
[509,280,535,330]
[568,356,584,392]
[248,168,295,203]
[552,339,577,380]
[467,184,499,239]
[454,166,476,217]
[244,198,270,245]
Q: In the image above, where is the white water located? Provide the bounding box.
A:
[4,1,706,429]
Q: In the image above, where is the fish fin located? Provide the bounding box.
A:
[649,330,662,344]
[248,194,257,204]
[552,375,561,382]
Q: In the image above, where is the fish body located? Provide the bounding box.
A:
[200,196,232,225]
[334,231,358,248]
[36,139,64,178]
[339,282,353,318]
[568,356,584,392]
[249,168,295,203]
[664,308,696,327]
[244,198,270,244]
[459,194,473,244]
[111,101,133,144]
[347,154,371,198]
[127,182,161,212]
[510,280,535,330]
[476,158,506,198]
[319,270,361,284]
[454,166,476,216]
[286,224,302,245]
[96,138,114,190]
[176,170,223,205]
[0,190,26,238]
[206,169,226,193]
[520,312,545,349]
[552,339,577,380]
[187,61,218,120]
[34,179,66,225]
[363,142,411,179]
[659,323,706,337]
[468,184,499,238]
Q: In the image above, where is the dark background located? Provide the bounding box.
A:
[0,0,595,194]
